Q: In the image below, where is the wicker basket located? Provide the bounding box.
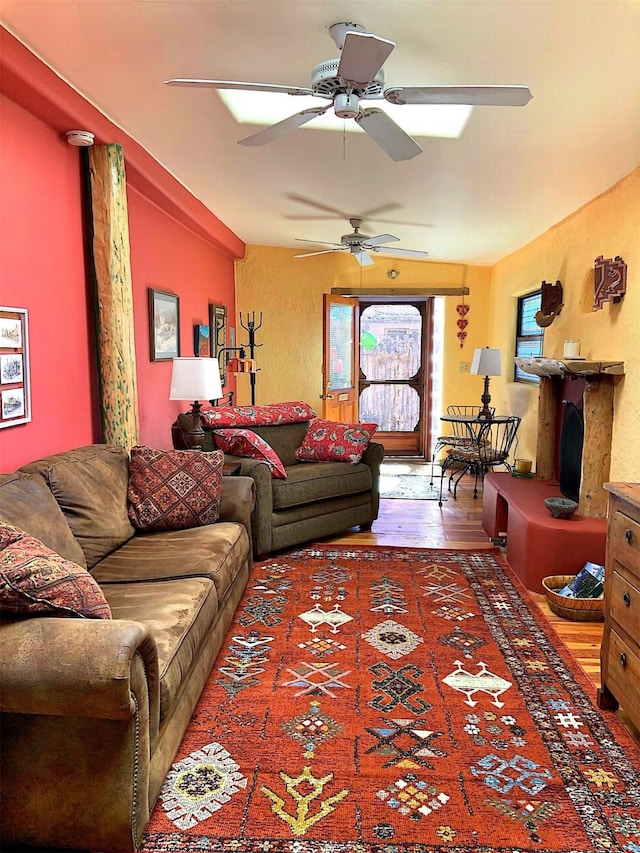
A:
[542,575,604,622]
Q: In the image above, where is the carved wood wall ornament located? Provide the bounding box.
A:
[534,280,564,327]
[594,255,627,310]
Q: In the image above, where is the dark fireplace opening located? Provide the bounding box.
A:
[560,400,584,502]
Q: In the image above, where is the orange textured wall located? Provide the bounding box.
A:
[488,167,639,481]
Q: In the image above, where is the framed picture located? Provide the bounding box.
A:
[0,306,30,429]
[149,288,180,361]
[209,303,227,386]
[193,323,211,357]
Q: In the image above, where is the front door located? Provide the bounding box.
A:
[321,294,360,422]
[358,301,431,457]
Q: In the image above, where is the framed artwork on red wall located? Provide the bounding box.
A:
[148,288,180,361]
[0,306,31,429]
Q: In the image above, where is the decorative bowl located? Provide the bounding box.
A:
[544,497,578,519]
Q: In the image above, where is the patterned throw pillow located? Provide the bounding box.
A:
[0,523,111,619]
[127,446,224,532]
[213,429,287,479]
[294,419,378,464]
[201,400,316,428]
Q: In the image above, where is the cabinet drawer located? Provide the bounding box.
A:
[606,630,640,722]
[609,570,640,637]
[609,509,640,578]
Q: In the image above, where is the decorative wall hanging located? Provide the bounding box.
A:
[0,306,31,428]
[456,300,469,348]
[209,303,228,385]
[149,288,180,361]
[535,279,564,327]
[594,255,627,310]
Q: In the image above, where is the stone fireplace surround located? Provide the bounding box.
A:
[514,358,624,517]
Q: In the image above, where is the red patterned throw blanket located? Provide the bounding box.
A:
[201,401,316,428]
[141,545,640,852]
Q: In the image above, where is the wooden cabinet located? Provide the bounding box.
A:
[598,483,640,730]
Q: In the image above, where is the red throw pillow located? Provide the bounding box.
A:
[127,446,224,532]
[0,523,111,619]
[201,400,316,428]
[294,419,378,464]
[213,429,287,479]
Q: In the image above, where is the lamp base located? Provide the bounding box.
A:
[186,400,206,448]
[478,375,493,420]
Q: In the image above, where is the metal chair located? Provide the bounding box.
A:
[438,415,521,505]
[429,405,495,485]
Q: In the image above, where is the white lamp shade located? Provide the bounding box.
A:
[169,357,223,401]
[471,347,502,377]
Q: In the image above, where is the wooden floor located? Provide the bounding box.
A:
[329,462,639,745]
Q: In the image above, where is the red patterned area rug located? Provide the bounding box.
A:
[141,545,640,853]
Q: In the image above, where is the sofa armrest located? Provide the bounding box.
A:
[0,617,159,728]
[222,455,274,557]
[219,474,255,560]
[362,440,385,522]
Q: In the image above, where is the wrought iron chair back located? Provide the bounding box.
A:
[429,404,495,485]
[438,415,521,504]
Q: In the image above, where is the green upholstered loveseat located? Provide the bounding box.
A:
[0,444,254,852]
[172,403,384,558]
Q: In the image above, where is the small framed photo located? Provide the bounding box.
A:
[0,306,30,428]
[149,288,180,361]
[194,323,211,357]
[1,353,23,384]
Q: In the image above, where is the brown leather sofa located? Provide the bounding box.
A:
[172,413,384,557]
[0,444,254,853]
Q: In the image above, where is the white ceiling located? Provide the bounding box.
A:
[2,0,639,265]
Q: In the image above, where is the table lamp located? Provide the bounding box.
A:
[169,357,223,442]
[471,347,501,420]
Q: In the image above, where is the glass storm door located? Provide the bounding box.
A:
[321,294,360,423]
[358,302,430,456]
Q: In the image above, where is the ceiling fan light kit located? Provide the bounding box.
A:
[166,21,532,163]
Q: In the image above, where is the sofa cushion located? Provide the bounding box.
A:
[0,473,87,568]
[294,418,378,464]
[213,429,287,479]
[20,445,135,570]
[0,523,111,619]
[272,461,372,510]
[101,576,217,724]
[92,521,249,606]
[127,446,224,532]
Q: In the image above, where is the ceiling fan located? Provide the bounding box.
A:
[294,218,429,266]
[166,21,532,162]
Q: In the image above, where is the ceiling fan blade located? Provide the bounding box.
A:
[355,109,423,161]
[337,31,395,85]
[165,78,313,96]
[284,196,403,224]
[286,194,351,217]
[354,249,375,267]
[295,247,349,259]
[384,85,533,107]
[295,238,345,247]
[239,106,330,146]
[369,246,430,259]
[362,233,399,247]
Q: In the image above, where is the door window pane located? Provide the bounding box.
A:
[359,384,420,431]
[329,303,354,390]
[360,305,421,380]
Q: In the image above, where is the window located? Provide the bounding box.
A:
[514,290,543,384]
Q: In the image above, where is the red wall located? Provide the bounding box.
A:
[0,29,244,470]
